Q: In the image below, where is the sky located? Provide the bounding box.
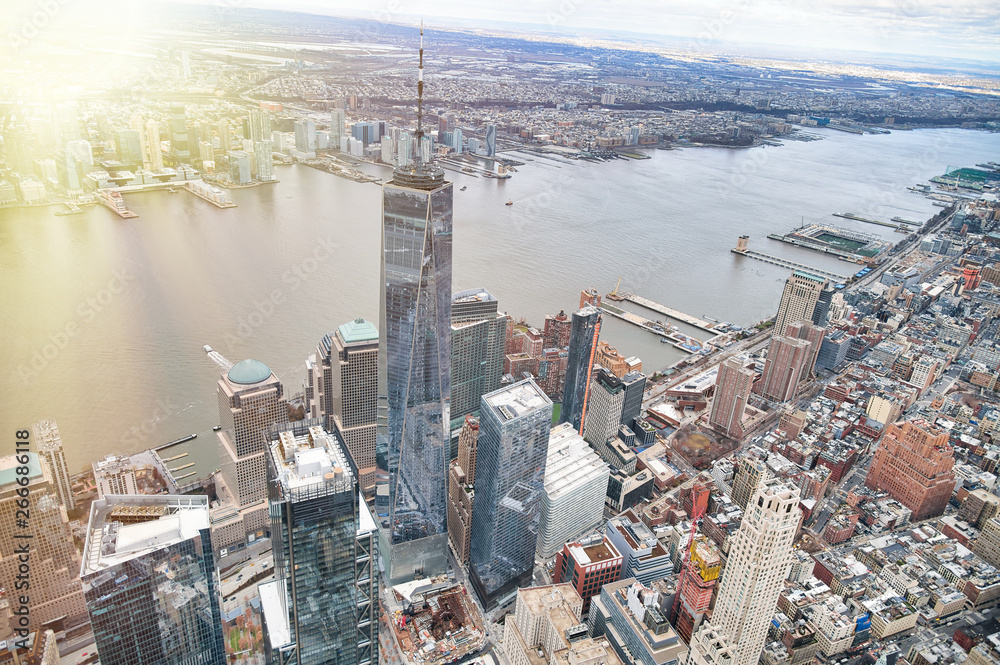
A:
[2,0,999,64]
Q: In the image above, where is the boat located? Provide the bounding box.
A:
[213,425,222,431]
[460,186,467,191]
[54,203,83,216]
[505,200,513,206]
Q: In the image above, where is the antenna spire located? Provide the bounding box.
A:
[415,20,425,168]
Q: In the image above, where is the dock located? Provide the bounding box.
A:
[169,463,195,472]
[173,472,197,481]
[154,433,197,451]
[160,453,189,463]
[599,304,706,354]
[617,294,719,334]
[96,190,138,218]
[832,212,915,230]
[184,181,237,208]
[731,249,850,281]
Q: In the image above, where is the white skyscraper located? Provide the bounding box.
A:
[33,420,75,510]
[696,479,800,665]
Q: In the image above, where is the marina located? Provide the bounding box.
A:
[619,294,720,334]
[600,303,707,353]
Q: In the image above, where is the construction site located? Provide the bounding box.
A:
[385,579,487,665]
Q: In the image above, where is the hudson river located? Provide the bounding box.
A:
[2,127,998,474]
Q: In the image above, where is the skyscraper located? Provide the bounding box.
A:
[706,480,801,665]
[537,423,610,559]
[262,422,377,665]
[709,360,755,440]
[81,495,225,665]
[294,119,317,152]
[583,368,626,449]
[620,370,646,429]
[772,271,827,339]
[32,419,74,510]
[757,320,825,403]
[865,419,955,520]
[448,416,479,563]
[451,288,507,436]
[213,359,287,559]
[0,453,87,634]
[169,104,190,163]
[469,379,553,609]
[308,320,379,492]
[730,456,768,511]
[248,108,272,143]
[116,128,143,166]
[255,140,274,181]
[561,306,602,434]
[379,24,453,583]
[145,119,163,171]
[485,123,497,157]
[331,110,346,150]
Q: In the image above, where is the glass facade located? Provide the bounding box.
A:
[560,306,602,433]
[469,379,553,608]
[450,288,506,436]
[81,496,225,665]
[267,422,366,665]
[379,173,453,582]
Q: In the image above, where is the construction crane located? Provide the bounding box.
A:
[670,501,705,627]
[203,345,233,371]
[611,275,623,297]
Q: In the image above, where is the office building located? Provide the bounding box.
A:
[605,510,673,585]
[331,110,346,149]
[757,323,820,403]
[169,104,190,162]
[255,140,274,181]
[32,419,74,510]
[537,423,610,559]
[554,535,623,615]
[772,271,828,340]
[0,453,87,635]
[213,359,287,559]
[451,288,507,434]
[93,454,138,497]
[730,457,768,511]
[80,495,225,665]
[687,623,738,665]
[709,359,755,440]
[145,119,163,171]
[262,422,377,665]
[708,480,801,665]
[469,380,553,609]
[561,306,602,434]
[865,419,955,520]
[294,119,317,153]
[485,124,497,157]
[229,149,252,184]
[620,371,646,429]
[584,368,626,449]
[307,319,379,492]
[448,416,479,563]
[117,128,143,165]
[379,56,453,581]
[589,579,688,665]
[452,127,463,152]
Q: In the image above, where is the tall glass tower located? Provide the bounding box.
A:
[469,379,553,609]
[560,306,602,434]
[379,23,453,584]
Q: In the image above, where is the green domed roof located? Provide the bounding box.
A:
[228,359,272,385]
[338,318,378,344]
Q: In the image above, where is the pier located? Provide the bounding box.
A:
[600,304,706,353]
[96,190,138,218]
[617,294,719,334]
[731,249,850,281]
[833,212,915,230]
[169,462,195,472]
[184,181,237,208]
[160,452,189,463]
[154,433,197,451]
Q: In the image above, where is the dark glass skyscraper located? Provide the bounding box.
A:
[81,495,225,665]
[263,421,377,665]
[469,379,553,609]
[560,306,602,434]
[379,137,453,584]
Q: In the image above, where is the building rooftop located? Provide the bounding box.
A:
[81,494,210,578]
[484,379,552,421]
[0,452,43,489]
[227,358,273,385]
[338,317,379,344]
[453,288,497,303]
[269,425,355,495]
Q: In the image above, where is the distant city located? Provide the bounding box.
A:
[3,4,1000,665]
